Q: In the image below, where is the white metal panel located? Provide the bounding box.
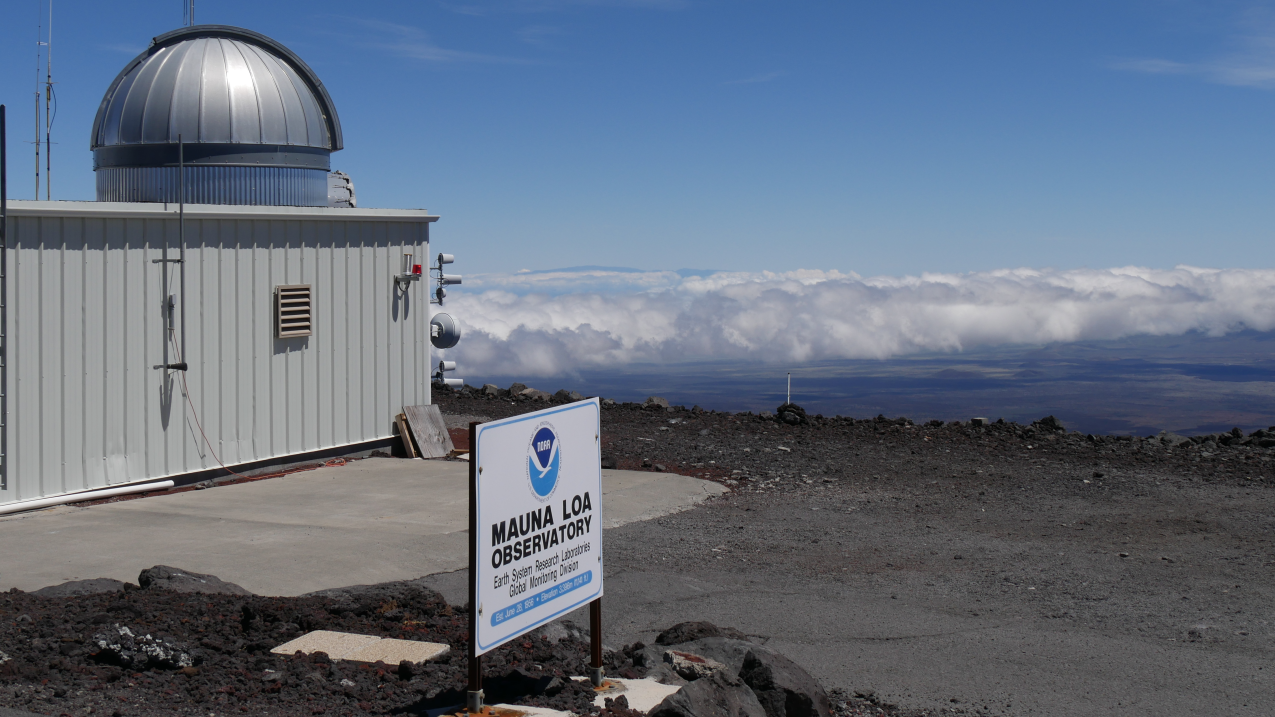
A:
[1,201,435,506]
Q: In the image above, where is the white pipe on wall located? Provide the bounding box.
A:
[0,480,175,516]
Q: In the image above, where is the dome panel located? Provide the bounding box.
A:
[241,43,289,145]
[91,25,345,207]
[279,61,328,147]
[91,25,342,152]
[199,38,232,143]
[140,42,189,143]
[169,39,205,141]
[117,45,167,144]
[253,47,309,146]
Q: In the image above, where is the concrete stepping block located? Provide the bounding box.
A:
[343,637,450,664]
[272,630,448,664]
[271,630,379,659]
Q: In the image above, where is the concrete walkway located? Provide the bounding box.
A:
[0,459,725,596]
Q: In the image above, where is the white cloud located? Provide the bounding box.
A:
[1114,10,1275,89]
[339,17,532,64]
[436,266,1275,377]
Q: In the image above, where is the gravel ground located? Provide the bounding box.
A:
[435,386,1275,716]
[2,384,1272,716]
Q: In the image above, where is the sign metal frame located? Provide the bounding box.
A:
[466,399,605,711]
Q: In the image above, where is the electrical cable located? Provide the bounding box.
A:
[165,327,350,484]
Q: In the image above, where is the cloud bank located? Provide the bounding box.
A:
[437,266,1275,377]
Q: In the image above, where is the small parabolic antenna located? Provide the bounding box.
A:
[431,313,461,349]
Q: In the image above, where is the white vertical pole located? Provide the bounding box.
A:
[787,372,791,405]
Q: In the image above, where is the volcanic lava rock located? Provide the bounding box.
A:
[1032,415,1066,432]
[740,649,832,717]
[665,650,730,680]
[775,403,808,426]
[645,396,671,410]
[33,578,131,598]
[137,566,252,595]
[555,389,585,402]
[520,388,552,401]
[650,671,767,717]
[656,621,747,646]
[91,623,199,670]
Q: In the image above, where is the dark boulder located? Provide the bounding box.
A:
[1032,415,1066,432]
[656,621,745,646]
[740,649,832,717]
[33,578,131,598]
[775,403,808,426]
[600,455,618,469]
[300,579,448,618]
[137,566,252,595]
[649,671,767,717]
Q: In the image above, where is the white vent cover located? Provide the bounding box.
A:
[276,285,313,338]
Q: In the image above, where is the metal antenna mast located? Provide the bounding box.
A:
[183,0,194,26]
[44,0,53,200]
[2,104,10,490]
[34,1,43,199]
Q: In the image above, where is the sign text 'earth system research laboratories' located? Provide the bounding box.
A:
[472,398,603,655]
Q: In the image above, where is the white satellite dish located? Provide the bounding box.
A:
[430,313,461,349]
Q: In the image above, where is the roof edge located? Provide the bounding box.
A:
[6,200,437,223]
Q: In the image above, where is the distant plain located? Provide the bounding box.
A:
[476,331,1275,436]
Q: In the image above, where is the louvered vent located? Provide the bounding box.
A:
[276,285,313,338]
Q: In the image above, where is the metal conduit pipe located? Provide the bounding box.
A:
[0,480,175,516]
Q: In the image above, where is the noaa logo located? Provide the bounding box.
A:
[526,423,561,501]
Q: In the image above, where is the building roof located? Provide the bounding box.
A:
[91,25,343,152]
[6,201,436,223]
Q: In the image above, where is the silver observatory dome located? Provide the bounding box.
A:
[91,25,353,207]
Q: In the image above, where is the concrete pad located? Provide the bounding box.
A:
[489,706,571,717]
[421,704,570,717]
[343,637,449,664]
[271,631,380,659]
[582,677,681,712]
[0,459,724,596]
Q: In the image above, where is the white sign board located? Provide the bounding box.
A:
[472,398,603,655]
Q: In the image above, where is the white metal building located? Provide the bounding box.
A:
[0,25,449,510]
[1,201,436,509]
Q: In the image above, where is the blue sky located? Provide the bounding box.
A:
[3,1,1275,277]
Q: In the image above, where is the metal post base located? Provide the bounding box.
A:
[589,667,604,687]
[466,689,484,712]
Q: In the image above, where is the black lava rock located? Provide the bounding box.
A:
[137,566,252,595]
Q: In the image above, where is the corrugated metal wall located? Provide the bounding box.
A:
[96,167,330,207]
[1,202,435,505]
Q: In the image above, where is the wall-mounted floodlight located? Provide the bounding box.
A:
[433,359,462,388]
[396,252,423,290]
[430,312,461,349]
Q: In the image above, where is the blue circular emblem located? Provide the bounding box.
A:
[527,424,560,499]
